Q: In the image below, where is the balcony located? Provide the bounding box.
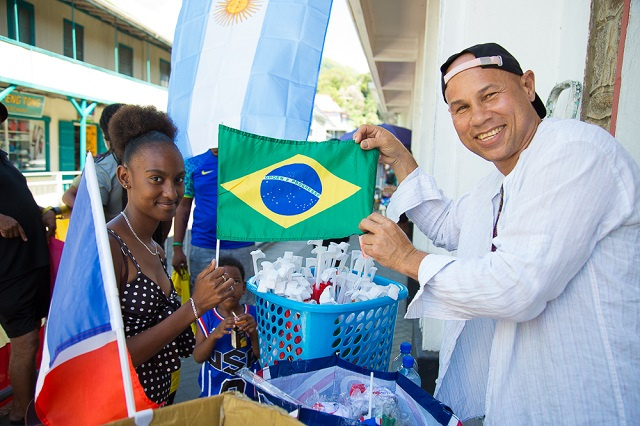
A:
[0,36,168,109]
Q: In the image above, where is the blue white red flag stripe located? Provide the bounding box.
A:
[168,0,333,157]
[35,153,156,425]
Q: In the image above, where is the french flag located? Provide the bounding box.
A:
[34,154,156,425]
[168,0,333,157]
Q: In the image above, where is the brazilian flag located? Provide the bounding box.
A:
[217,125,379,241]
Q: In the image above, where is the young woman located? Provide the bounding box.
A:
[106,105,235,405]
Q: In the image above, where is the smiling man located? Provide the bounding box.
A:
[356,43,640,424]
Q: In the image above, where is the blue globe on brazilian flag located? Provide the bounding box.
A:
[217,126,379,241]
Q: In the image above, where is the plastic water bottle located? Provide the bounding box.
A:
[389,342,419,373]
[398,355,422,387]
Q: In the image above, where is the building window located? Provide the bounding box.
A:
[159,59,171,87]
[118,44,134,77]
[6,0,35,46]
[63,19,84,61]
[1,117,48,172]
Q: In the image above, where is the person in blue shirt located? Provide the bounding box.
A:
[171,148,255,304]
[192,256,260,397]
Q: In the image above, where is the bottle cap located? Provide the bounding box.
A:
[402,355,414,368]
[400,342,412,353]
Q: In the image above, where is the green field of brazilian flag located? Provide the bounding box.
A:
[217,125,379,241]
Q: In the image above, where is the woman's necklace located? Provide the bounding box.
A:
[120,211,159,256]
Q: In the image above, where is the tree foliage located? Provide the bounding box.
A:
[317,58,380,127]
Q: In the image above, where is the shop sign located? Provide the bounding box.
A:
[3,92,46,118]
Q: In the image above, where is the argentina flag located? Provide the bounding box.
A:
[168,0,334,158]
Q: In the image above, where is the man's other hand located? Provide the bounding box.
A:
[359,212,426,280]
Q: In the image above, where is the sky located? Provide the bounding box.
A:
[107,0,370,73]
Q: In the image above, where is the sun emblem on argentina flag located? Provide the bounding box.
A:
[214,0,262,25]
[221,155,361,229]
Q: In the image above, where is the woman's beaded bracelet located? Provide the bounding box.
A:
[189,298,199,320]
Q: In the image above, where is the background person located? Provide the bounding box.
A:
[171,148,255,304]
[61,103,124,222]
[357,43,640,424]
[106,105,237,406]
[0,102,55,424]
[62,103,171,246]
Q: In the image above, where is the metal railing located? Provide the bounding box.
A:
[24,170,81,206]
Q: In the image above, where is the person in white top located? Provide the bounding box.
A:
[356,43,640,425]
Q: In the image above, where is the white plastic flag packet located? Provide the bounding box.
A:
[320,267,337,284]
[264,267,278,290]
[293,256,303,273]
[274,279,286,296]
[319,285,337,305]
[353,257,366,277]
[252,247,401,305]
[386,285,400,301]
[286,282,301,301]
[306,257,316,270]
[250,249,266,277]
[366,286,383,300]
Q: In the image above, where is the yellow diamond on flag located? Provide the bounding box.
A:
[221,154,361,228]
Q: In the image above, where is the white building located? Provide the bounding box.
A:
[0,0,171,203]
[308,93,354,141]
[346,0,640,351]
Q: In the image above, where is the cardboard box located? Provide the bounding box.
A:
[106,392,302,426]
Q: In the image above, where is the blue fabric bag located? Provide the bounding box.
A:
[255,356,461,426]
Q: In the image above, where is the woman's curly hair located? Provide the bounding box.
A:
[108,105,178,164]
